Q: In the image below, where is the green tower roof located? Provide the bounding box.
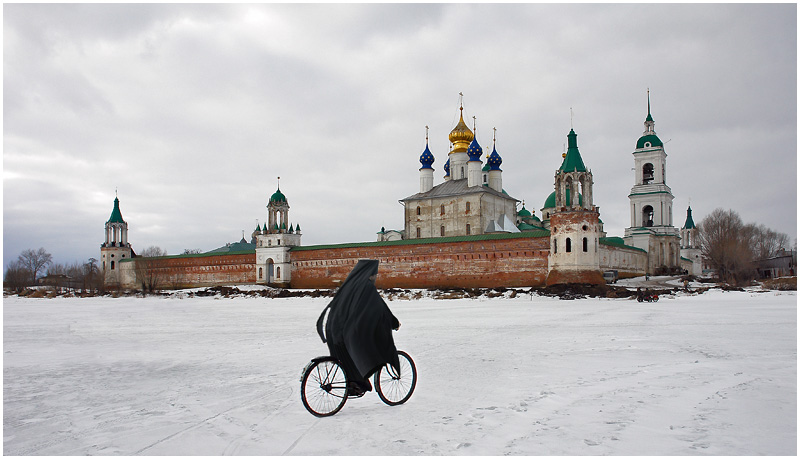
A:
[683,206,696,229]
[107,197,125,224]
[636,134,663,149]
[559,129,587,173]
[270,187,287,204]
[543,188,583,209]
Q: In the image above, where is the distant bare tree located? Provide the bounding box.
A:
[135,246,167,294]
[698,209,756,286]
[750,224,790,260]
[183,249,203,254]
[84,258,101,293]
[18,248,53,285]
[4,261,32,292]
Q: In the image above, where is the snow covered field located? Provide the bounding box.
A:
[3,287,796,455]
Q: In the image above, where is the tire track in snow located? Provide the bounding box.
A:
[133,385,292,455]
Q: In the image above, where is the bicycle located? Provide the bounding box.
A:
[300,350,417,417]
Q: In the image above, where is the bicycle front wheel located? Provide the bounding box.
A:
[374,350,417,406]
[301,358,349,417]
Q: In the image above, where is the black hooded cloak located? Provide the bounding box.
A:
[316,259,400,379]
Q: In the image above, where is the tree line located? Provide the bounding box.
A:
[699,208,793,286]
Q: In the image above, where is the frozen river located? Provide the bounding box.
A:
[3,287,796,455]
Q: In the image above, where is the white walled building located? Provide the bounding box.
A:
[400,102,519,239]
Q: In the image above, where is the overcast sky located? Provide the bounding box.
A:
[4,3,797,269]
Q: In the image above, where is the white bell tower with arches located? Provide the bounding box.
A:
[255,178,301,286]
[623,91,681,273]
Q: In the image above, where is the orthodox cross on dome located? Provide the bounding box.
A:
[570,107,574,129]
[425,125,429,143]
[472,116,477,133]
[493,127,497,148]
[458,92,463,110]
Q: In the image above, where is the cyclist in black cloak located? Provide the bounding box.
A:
[316,259,400,395]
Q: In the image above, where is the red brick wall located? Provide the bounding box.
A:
[290,235,550,289]
[126,252,256,289]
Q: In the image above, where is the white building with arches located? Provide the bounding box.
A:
[623,95,682,273]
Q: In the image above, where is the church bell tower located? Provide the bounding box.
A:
[623,91,681,272]
[101,194,133,288]
[255,179,301,286]
[546,127,604,285]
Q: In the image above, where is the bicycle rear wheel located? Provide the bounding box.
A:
[301,358,349,417]
[374,350,417,406]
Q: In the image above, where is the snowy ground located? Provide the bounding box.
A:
[3,286,796,455]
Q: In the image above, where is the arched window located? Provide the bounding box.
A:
[259,267,263,279]
[553,239,558,253]
[566,238,572,253]
[642,205,654,227]
[110,261,115,270]
[416,227,421,238]
[466,224,471,235]
[276,267,281,279]
[440,204,445,215]
[583,237,588,252]
[416,206,421,216]
[466,202,470,213]
[643,163,654,184]
[440,226,445,237]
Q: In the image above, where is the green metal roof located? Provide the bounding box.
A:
[107,197,125,224]
[559,129,587,172]
[599,236,647,253]
[683,206,696,229]
[270,187,287,204]
[291,230,550,252]
[636,134,663,149]
[543,189,583,209]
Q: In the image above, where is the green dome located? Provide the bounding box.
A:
[517,206,532,218]
[636,134,663,149]
[269,187,287,204]
[543,189,583,209]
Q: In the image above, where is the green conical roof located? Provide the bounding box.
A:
[683,206,696,229]
[107,197,125,223]
[559,129,587,172]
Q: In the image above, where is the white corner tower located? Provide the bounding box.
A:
[546,127,604,285]
[255,179,301,286]
[101,194,133,288]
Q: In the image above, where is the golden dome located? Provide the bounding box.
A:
[448,107,474,153]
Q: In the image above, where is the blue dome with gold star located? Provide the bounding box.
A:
[467,138,483,162]
[443,158,450,177]
[487,145,502,170]
[419,144,434,169]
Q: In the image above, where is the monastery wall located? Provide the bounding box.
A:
[290,233,551,289]
[599,242,648,278]
[117,252,256,290]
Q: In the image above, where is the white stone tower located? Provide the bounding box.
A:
[466,124,483,188]
[546,128,604,285]
[255,179,301,286]
[623,92,681,273]
[680,206,703,275]
[419,127,435,193]
[101,194,132,288]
